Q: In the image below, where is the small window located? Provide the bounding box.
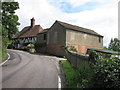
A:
[44,34,47,40]
[99,37,101,43]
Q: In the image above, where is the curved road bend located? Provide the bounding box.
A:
[2,49,60,88]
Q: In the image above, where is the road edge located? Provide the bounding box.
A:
[0,53,10,66]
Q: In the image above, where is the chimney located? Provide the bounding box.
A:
[31,17,35,27]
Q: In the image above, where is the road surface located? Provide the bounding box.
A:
[2,49,61,88]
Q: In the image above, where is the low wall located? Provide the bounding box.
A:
[65,50,89,68]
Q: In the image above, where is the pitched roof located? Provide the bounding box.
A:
[13,25,44,38]
[56,20,103,37]
[38,28,49,34]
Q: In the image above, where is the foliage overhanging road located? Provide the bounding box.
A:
[2,49,61,88]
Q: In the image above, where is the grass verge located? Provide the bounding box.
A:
[0,38,7,64]
[59,60,78,88]
[59,60,93,88]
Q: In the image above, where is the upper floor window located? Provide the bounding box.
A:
[44,34,47,40]
[99,37,101,43]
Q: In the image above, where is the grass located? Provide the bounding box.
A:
[0,37,7,64]
[2,47,7,61]
[0,46,7,64]
[59,60,78,88]
[59,60,94,88]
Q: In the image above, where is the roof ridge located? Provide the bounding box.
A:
[56,20,103,37]
[57,20,94,31]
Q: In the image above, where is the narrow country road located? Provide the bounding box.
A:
[2,49,62,88]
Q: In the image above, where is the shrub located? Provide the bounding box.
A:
[61,46,69,51]
[61,46,77,52]
[27,43,34,48]
[89,50,102,64]
[69,46,77,52]
[89,51,120,88]
[91,57,120,88]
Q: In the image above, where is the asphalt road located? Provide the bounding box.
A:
[2,49,61,88]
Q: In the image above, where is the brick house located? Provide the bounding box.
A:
[12,18,44,48]
[37,20,103,56]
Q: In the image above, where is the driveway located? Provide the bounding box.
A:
[2,49,62,88]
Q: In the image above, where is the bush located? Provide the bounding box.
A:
[89,50,102,64]
[89,51,120,88]
[61,46,77,52]
[61,46,69,51]
[21,43,35,52]
[91,57,120,88]
[27,43,34,48]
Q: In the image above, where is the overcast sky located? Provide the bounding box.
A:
[15,0,119,47]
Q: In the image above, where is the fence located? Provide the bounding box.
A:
[65,50,89,68]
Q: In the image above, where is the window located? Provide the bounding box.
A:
[99,37,101,43]
[44,34,47,40]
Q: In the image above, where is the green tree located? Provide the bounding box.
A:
[2,1,20,40]
[108,38,120,52]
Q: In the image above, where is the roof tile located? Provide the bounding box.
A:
[13,25,44,38]
[56,20,103,37]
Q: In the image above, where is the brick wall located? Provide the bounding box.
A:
[36,46,47,53]
[66,44,103,54]
[46,44,66,56]
[37,44,103,56]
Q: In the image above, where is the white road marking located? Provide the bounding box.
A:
[58,76,61,89]
[50,58,62,89]
[0,53,10,66]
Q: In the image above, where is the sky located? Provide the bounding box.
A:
[14,0,119,47]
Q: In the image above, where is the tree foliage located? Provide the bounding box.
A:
[108,38,120,52]
[2,2,20,40]
[89,51,120,88]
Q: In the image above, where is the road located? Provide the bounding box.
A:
[2,49,62,88]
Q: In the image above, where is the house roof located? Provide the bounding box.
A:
[37,28,49,34]
[56,20,103,37]
[87,48,119,54]
[13,25,44,38]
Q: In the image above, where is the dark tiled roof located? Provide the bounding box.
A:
[13,25,44,38]
[56,20,103,37]
[38,28,49,34]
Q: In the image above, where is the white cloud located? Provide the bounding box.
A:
[15,0,119,47]
[65,2,118,46]
[54,0,118,7]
